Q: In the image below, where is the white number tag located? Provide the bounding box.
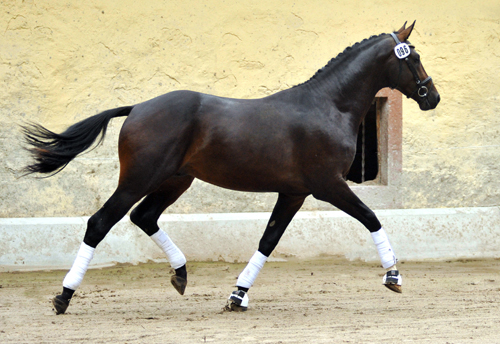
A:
[394,43,410,59]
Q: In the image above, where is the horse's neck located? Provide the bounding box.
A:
[308,38,391,119]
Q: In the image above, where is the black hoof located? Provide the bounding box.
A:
[52,295,70,315]
[170,275,187,295]
[229,302,247,312]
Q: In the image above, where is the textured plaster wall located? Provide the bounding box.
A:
[1,0,499,218]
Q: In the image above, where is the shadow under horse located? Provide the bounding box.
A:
[22,22,440,314]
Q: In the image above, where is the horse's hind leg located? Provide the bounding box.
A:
[228,193,306,311]
[130,175,195,295]
[53,186,146,314]
[312,177,402,293]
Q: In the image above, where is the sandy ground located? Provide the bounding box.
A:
[1,257,499,343]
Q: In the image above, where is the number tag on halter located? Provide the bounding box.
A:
[394,43,410,59]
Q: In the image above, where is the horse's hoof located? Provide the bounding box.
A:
[170,275,187,295]
[383,270,402,293]
[229,302,248,312]
[52,295,70,315]
[384,283,402,293]
[227,290,249,312]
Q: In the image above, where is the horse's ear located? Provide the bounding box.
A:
[396,22,407,33]
[397,20,416,42]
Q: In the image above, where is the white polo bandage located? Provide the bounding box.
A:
[371,227,397,269]
[236,250,268,289]
[63,242,95,291]
[150,229,186,269]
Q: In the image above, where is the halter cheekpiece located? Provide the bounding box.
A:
[390,32,432,99]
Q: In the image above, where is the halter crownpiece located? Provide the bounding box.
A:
[390,32,432,98]
[390,33,411,59]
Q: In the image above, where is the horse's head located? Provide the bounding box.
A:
[388,22,440,111]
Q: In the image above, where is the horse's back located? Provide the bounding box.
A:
[179,90,333,193]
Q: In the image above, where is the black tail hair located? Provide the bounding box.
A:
[22,106,134,177]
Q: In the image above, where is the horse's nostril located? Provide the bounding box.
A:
[436,94,441,104]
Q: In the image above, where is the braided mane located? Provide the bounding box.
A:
[294,33,389,88]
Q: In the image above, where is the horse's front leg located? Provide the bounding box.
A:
[228,193,306,311]
[312,177,402,293]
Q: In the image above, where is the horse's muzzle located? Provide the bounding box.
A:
[419,92,440,111]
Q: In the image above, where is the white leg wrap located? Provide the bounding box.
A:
[150,229,186,270]
[371,227,397,269]
[63,242,95,291]
[236,251,268,289]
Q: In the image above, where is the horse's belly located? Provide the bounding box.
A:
[182,160,309,194]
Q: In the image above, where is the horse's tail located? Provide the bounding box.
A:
[22,106,134,177]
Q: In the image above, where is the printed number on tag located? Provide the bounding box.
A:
[394,43,410,59]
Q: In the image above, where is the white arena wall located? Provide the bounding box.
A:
[1,207,499,272]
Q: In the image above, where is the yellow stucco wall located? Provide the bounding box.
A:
[1,0,499,217]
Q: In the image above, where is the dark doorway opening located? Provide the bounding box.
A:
[346,102,379,183]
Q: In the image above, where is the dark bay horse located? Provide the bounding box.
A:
[22,22,439,314]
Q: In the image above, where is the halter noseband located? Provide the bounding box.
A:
[390,32,432,99]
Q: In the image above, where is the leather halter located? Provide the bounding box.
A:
[390,33,432,99]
